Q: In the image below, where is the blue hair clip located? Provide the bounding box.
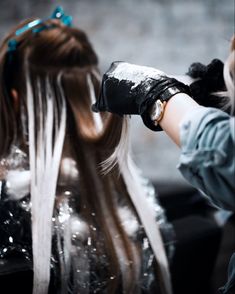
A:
[51,6,64,19]
[15,19,42,36]
[50,6,73,27]
[7,6,73,52]
[8,39,18,52]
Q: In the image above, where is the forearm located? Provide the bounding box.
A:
[159,93,200,146]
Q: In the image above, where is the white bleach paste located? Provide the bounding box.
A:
[109,62,165,89]
[109,62,196,89]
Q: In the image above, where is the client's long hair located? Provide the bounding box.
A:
[0,18,171,294]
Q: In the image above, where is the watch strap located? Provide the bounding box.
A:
[141,77,191,131]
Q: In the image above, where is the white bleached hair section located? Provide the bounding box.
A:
[26,71,67,294]
[101,116,131,174]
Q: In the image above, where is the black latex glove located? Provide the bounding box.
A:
[187,59,231,113]
[92,62,190,131]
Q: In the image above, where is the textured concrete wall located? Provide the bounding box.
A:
[0,0,233,185]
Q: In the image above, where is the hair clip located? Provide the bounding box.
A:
[61,15,73,27]
[7,6,73,52]
[15,19,42,36]
[51,6,73,27]
[8,39,18,52]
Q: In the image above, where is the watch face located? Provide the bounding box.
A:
[150,100,164,125]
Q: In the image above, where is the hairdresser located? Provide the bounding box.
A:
[92,37,235,294]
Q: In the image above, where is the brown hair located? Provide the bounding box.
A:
[0,18,150,294]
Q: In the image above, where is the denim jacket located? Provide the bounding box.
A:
[178,107,235,293]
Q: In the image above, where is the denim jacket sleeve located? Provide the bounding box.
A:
[177,107,235,211]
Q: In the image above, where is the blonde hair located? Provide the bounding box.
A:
[223,36,235,114]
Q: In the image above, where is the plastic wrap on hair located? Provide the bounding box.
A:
[139,237,161,292]
[0,147,174,292]
[0,146,32,270]
[0,146,29,172]
[138,173,176,261]
[51,187,112,293]
[51,180,163,293]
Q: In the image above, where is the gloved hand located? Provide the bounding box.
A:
[92,61,190,131]
[187,59,231,113]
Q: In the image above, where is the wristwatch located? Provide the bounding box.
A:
[149,99,167,126]
[141,78,191,132]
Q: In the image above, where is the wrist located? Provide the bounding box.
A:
[159,93,200,145]
[142,79,191,131]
